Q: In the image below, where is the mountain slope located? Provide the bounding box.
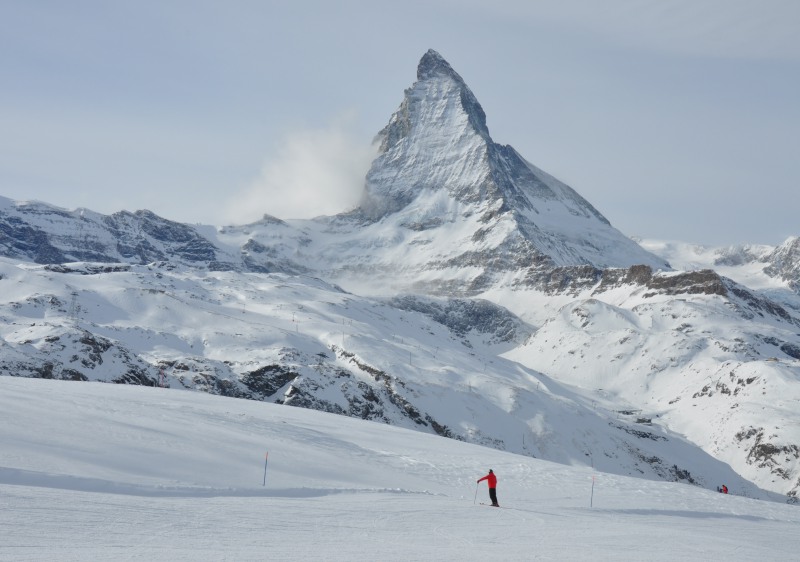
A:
[502,272,800,493]
[0,256,759,492]
[3,376,798,561]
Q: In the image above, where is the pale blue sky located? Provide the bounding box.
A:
[1,0,798,245]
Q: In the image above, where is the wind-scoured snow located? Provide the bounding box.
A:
[1,376,799,562]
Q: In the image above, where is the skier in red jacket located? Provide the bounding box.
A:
[477,469,499,506]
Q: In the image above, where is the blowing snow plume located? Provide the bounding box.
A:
[225,115,377,223]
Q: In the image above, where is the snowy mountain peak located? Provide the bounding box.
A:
[359,49,667,271]
[412,49,490,139]
[368,49,489,163]
[417,48,460,81]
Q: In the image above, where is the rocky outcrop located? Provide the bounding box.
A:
[765,237,800,291]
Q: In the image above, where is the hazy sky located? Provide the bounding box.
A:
[1,1,798,246]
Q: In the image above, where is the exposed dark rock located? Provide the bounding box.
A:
[389,295,526,343]
[612,423,667,441]
[44,264,131,275]
[113,369,157,386]
[240,365,300,399]
[78,333,113,367]
[645,269,726,297]
[780,342,800,360]
[0,214,66,263]
[736,426,800,480]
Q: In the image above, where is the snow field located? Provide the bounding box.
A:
[2,377,800,561]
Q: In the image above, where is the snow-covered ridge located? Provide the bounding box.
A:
[639,238,800,311]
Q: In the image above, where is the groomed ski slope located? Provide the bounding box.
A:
[2,377,799,561]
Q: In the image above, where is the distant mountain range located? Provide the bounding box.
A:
[2,50,799,497]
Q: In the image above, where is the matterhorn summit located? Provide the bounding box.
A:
[360,49,495,217]
[355,49,667,289]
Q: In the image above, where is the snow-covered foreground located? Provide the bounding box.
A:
[2,377,799,561]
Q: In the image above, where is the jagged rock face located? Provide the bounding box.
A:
[766,237,800,290]
[105,210,219,264]
[0,201,70,263]
[0,326,158,385]
[362,49,495,217]
[0,198,234,269]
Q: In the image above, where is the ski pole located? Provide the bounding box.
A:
[473,482,479,505]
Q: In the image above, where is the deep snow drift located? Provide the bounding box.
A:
[1,377,799,561]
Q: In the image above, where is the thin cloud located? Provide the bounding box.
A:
[225,115,378,224]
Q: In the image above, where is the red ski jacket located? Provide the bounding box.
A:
[478,472,497,488]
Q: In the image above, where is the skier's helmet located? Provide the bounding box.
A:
[489,469,493,473]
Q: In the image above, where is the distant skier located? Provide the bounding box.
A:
[477,469,499,507]
[721,484,728,494]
